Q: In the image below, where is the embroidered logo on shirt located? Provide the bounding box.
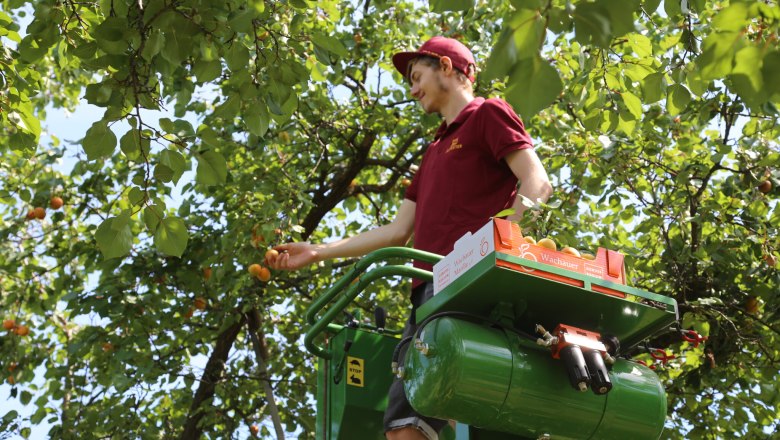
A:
[446,138,463,153]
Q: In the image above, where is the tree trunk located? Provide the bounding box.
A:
[179,315,246,440]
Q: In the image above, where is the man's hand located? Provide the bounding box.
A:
[266,242,320,271]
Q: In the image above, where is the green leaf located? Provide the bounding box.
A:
[154,217,188,257]
[730,46,765,109]
[225,42,250,72]
[82,121,117,160]
[761,51,780,97]
[245,103,270,137]
[128,187,145,206]
[601,0,638,38]
[9,101,41,141]
[506,56,563,120]
[154,164,174,182]
[312,33,347,59]
[143,205,162,234]
[93,17,128,55]
[429,0,473,11]
[667,84,691,116]
[192,59,222,83]
[641,71,665,103]
[120,129,149,160]
[628,33,652,58]
[573,2,612,48]
[621,91,643,119]
[141,30,165,61]
[696,31,740,80]
[84,83,113,107]
[3,410,18,423]
[196,150,228,185]
[509,9,545,61]
[643,0,661,13]
[495,208,516,218]
[161,27,193,66]
[484,29,517,80]
[96,217,133,259]
[159,149,187,184]
[712,2,749,32]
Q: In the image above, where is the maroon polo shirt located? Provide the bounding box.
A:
[405,97,533,287]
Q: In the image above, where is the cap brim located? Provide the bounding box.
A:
[392,51,422,79]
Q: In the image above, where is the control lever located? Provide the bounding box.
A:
[374,307,387,333]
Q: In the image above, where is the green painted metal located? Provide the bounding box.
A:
[305,247,441,359]
[316,326,399,440]
[417,251,678,351]
[306,247,442,325]
[404,317,667,439]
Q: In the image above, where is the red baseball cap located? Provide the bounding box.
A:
[392,36,476,83]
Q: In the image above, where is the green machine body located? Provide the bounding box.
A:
[403,317,667,440]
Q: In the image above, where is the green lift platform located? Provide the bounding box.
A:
[307,220,679,440]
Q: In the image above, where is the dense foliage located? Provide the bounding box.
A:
[1,0,778,438]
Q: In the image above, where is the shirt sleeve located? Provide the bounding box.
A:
[480,98,534,161]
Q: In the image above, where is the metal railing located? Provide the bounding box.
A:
[304,247,442,359]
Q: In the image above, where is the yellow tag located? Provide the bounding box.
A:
[346,356,364,387]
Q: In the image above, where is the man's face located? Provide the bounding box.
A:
[408,60,449,114]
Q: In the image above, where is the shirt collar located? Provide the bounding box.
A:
[433,97,485,140]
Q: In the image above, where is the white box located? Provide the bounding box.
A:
[433,221,495,294]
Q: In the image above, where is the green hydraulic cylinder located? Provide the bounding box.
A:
[403,317,666,440]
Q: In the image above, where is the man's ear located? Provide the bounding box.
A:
[439,56,454,75]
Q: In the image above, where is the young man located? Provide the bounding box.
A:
[267,37,552,440]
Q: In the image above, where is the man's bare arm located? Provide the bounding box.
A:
[504,149,553,222]
[267,199,416,270]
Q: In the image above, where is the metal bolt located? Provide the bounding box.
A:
[414,338,434,356]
